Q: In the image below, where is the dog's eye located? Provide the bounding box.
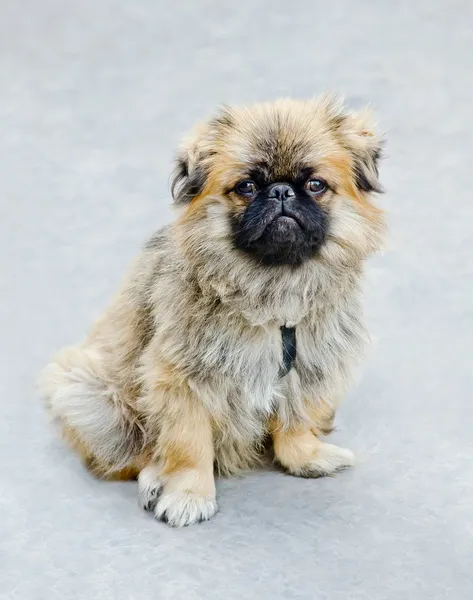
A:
[307,179,327,196]
[235,180,257,196]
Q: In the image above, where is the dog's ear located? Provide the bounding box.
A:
[171,121,211,205]
[343,108,384,194]
[171,107,235,204]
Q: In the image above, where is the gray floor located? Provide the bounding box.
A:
[1,1,472,598]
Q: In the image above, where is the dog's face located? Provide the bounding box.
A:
[230,164,329,266]
[172,96,384,267]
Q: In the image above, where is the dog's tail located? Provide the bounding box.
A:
[38,346,144,472]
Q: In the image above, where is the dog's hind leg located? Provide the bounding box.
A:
[38,346,144,477]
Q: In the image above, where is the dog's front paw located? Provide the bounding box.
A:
[139,465,217,526]
[296,443,355,478]
[154,491,218,527]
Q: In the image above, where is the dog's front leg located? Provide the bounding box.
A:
[138,380,217,527]
[270,401,355,478]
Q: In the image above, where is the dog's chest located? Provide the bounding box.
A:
[211,308,360,414]
[174,279,365,419]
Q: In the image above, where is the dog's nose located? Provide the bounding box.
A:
[268,184,295,201]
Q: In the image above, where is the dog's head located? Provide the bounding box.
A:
[172,95,385,267]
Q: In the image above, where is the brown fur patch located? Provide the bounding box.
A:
[160,444,196,477]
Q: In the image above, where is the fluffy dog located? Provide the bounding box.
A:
[39,95,385,526]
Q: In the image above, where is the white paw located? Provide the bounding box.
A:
[299,443,355,478]
[138,465,163,511]
[154,491,218,527]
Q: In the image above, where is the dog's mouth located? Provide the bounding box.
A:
[233,199,328,266]
[274,214,302,227]
[245,211,304,243]
[273,215,299,227]
[268,214,301,237]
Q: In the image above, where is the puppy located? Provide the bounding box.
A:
[39,95,385,527]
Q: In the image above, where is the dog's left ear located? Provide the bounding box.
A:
[343,108,384,194]
[171,121,212,205]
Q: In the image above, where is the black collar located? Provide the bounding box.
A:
[279,326,297,378]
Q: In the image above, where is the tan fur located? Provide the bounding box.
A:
[39,95,385,526]
[271,423,355,478]
[270,401,353,477]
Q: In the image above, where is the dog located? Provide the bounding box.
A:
[39,94,385,526]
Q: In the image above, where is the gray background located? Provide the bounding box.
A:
[1,1,472,598]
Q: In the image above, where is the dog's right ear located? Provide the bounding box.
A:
[171,122,212,205]
[171,107,236,204]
